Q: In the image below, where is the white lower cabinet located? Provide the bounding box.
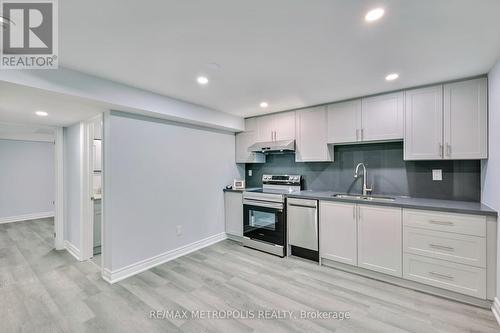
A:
[224,191,243,238]
[319,202,492,300]
[403,254,486,299]
[319,201,357,266]
[402,208,488,299]
[357,205,402,277]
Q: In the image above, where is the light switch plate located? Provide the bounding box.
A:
[248,169,252,176]
[432,169,442,181]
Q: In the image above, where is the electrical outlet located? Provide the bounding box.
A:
[248,169,252,177]
[432,169,442,181]
[176,225,182,236]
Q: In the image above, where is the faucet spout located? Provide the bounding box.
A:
[354,163,372,196]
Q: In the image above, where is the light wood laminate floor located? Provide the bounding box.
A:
[1,218,499,332]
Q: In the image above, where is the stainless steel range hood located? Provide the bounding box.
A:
[248,139,295,153]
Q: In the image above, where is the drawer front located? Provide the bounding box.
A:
[403,209,486,237]
[403,254,486,299]
[404,227,486,267]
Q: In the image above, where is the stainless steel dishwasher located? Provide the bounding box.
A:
[287,198,319,261]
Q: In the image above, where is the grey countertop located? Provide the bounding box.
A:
[222,188,497,217]
[287,190,497,217]
[223,187,260,193]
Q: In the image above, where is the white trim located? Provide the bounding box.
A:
[0,212,54,224]
[225,233,243,243]
[64,240,82,261]
[54,127,64,250]
[103,232,227,284]
[492,297,500,327]
[79,121,94,261]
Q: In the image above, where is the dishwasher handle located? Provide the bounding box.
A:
[288,203,317,209]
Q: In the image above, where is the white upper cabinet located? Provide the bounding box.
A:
[256,115,276,142]
[357,205,402,277]
[327,99,361,144]
[295,106,333,162]
[274,111,296,141]
[361,92,404,141]
[320,201,357,266]
[443,78,488,159]
[404,85,444,160]
[235,118,265,163]
[405,78,488,161]
[256,111,295,142]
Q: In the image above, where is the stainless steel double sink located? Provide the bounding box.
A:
[332,194,396,202]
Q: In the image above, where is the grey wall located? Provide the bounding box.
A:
[0,139,54,219]
[482,59,500,301]
[63,124,82,249]
[103,112,242,271]
[246,142,481,201]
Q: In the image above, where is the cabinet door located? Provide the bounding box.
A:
[319,201,357,266]
[274,111,296,141]
[327,99,361,144]
[444,78,487,159]
[358,205,402,277]
[235,131,265,163]
[224,192,243,237]
[362,92,404,141]
[404,85,443,160]
[235,118,266,163]
[295,106,333,162]
[256,115,275,142]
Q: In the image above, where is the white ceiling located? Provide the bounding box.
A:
[59,0,500,117]
[0,81,108,127]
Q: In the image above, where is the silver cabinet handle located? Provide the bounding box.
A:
[356,129,359,141]
[446,143,451,157]
[358,206,361,220]
[361,128,364,141]
[439,143,443,157]
[429,271,454,280]
[353,205,356,219]
[429,220,454,226]
[429,244,454,251]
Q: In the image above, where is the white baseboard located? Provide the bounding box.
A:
[225,233,243,243]
[104,232,227,284]
[492,297,500,327]
[0,211,54,224]
[64,240,82,261]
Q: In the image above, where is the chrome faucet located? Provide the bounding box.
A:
[354,163,373,196]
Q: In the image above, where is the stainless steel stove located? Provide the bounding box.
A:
[242,175,302,257]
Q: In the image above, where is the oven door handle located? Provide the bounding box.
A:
[243,199,284,210]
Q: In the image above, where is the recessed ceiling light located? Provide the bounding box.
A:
[385,73,399,81]
[365,8,384,22]
[197,76,209,85]
[260,102,269,108]
[35,111,48,117]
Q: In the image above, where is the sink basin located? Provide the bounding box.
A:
[332,194,396,202]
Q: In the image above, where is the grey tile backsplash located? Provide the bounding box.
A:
[245,142,481,202]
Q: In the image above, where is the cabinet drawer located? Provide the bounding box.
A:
[403,227,486,267]
[403,209,486,237]
[403,254,486,299]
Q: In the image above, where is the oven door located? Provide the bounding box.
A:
[243,200,285,246]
